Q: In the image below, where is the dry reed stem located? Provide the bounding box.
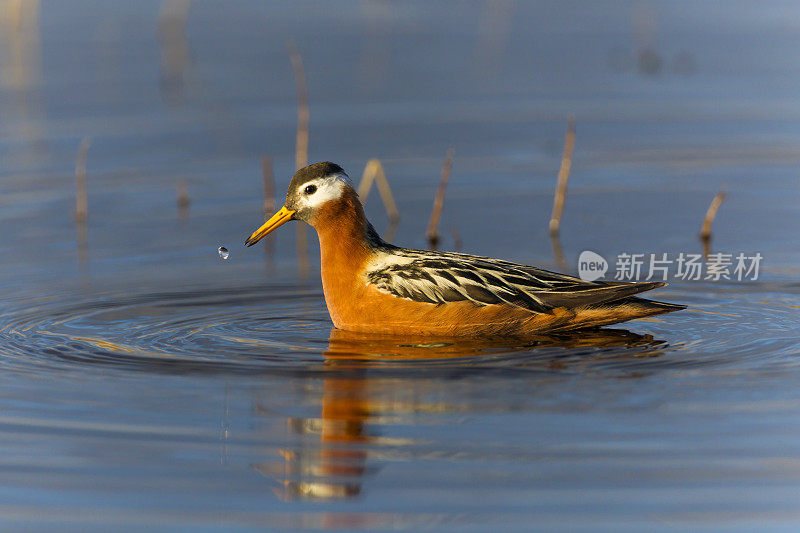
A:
[288,41,310,275]
[357,158,400,223]
[176,179,190,207]
[383,220,399,243]
[700,190,727,240]
[74,137,91,222]
[77,221,88,266]
[260,156,276,254]
[176,179,190,220]
[296,228,310,278]
[451,227,463,251]
[288,41,309,171]
[701,237,712,260]
[548,115,576,236]
[261,156,276,217]
[550,233,568,272]
[426,148,455,247]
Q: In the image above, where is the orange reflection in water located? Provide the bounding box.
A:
[262,327,666,502]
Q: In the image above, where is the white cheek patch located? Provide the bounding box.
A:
[295,174,347,210]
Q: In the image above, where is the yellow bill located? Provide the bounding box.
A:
[244,206,296,246]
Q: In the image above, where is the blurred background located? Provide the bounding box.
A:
[2,0,798,286]
[1,1,799,531]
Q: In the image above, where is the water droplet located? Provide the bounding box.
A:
[218,246,229,260]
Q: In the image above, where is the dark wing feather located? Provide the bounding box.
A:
[366,248,666,313]
[530,280,667,308]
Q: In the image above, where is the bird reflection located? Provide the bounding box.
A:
[260,327,667,501]
[268,371,371,500]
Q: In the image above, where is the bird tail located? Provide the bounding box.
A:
[547,296,686,332]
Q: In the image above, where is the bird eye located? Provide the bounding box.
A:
[304,184,317,195]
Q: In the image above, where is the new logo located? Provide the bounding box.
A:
[578,250,608,281]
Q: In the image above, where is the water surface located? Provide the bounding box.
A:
[1,1,800,531]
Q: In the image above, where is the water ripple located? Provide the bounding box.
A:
[0,283,797,376]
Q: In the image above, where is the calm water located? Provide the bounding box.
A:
[1,1,800,531]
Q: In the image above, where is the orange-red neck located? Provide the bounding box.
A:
[312,190,377,256]
[311,190,377,328]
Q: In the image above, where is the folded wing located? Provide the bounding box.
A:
[365,249,668,313]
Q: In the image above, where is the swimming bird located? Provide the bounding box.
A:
[245,162,685,336]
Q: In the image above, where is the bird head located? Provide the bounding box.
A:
[245,162,354,246]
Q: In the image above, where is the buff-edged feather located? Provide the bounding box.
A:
[365,248,671,313]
